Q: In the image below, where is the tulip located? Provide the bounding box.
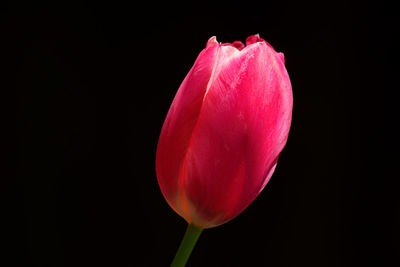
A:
[156,34,292,266]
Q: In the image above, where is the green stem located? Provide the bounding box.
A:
[171,223,203,267]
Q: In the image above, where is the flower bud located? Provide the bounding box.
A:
[156,35,293,228]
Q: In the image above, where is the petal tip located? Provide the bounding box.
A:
[278,52,285,64]
[232,40,245,50]
[245,34,264,45]
[245,34,277,51]
[206,36,218,48]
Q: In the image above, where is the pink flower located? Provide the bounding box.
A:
[156,34,293,228]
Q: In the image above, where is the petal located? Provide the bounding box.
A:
[183,42,293,228]
[204,44,240,97]
[156,38,219,220]
[245,34,263,45]
[278,52,285,64]
[232,41,245,50]
[246,34,275,50]
[222,41,245,51]
[206,36,218,48]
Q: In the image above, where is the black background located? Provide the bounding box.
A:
[3,1,398,266]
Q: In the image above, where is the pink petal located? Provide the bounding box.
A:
[232,41,245,50]
[206,36,218,48]
[222,41,245,51]
[156,37,219,220]
[183,42,293,228]
[278,52,285,64]
[246,34,275,50]
[245,34,263,45]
